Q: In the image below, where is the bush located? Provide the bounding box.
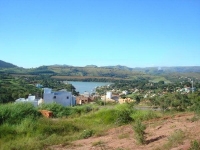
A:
[115,103,134,125]
[189,140,200,150]
[80,129,94,139]
[0,123,17,139]
[162,129,185,149]
[38,103,72,118]
[72,105,93,114]
[131,110,159,122]
[133,120,146,144]
[36,118,80,136]
[0,103,40,125]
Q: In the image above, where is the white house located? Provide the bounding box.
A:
[43,88,76,106]
[15,95,39,107]
[106,91,112,99]
[122,90,128,95]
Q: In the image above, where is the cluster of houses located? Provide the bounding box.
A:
[15,88,98,107]
[16,84,197,107]
[16,88,76,107]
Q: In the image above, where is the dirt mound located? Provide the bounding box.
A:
[51,113,200,150]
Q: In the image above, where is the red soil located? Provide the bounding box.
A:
[51,113,200,150]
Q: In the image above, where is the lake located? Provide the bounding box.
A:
[64,81,112,94]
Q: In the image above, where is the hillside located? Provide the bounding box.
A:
[0,60,200,81]
[0,60,17,68]
[52,113,199,150]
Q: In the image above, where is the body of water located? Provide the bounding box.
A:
[64,81,112,94]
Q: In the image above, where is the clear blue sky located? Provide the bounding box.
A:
[0,0,200,68]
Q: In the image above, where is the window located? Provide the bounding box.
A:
[66,96,69,99]
[53,96,56,99]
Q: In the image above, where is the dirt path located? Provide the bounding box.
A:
[51,113,200,150]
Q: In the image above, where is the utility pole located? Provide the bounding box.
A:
[104,90,106,106]
[191,80,194,93]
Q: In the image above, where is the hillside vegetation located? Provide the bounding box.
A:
[0,60,17,68]
[1,60,200,81]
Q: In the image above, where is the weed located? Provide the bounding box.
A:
[0,103,40,125]
[80,129,94,139]
[115,103,134,125]
[133,120,146,144]
[162,129,185,150]
[118,133,130,139]
[189,140,200,150]
[131,110,159,122]
[190,116,200,122]
[92,140,104,146]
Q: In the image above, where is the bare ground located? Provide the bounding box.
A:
[51,113,200,150]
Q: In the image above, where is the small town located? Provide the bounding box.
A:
[1,0,200,149]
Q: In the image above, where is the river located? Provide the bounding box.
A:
[64,81,112,94]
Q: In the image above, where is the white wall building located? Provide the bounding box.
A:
[15,95,38,107]
[122,90,128,95]
[43,88,76,106]
[106,91,112,99]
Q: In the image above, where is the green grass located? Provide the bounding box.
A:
[133,120,146,144]
[149,76,171,83]
[0,102,160,150]
[130,110,160,122]
[0,104,114,149]
[189,140,200,150]
[156,129,186,150]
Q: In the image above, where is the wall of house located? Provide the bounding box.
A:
[43,91,76,106]
[54,92,72,106]
[43,93,55,104]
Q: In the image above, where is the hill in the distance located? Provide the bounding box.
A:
[0,60,17,68]
[1,60,200,79]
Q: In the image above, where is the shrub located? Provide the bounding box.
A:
[0,103,40,125]
[131,110,159,122]
[189,140,200,150]
[38,103,72,118]
[36,118,80,136]
[115,103,134,125]
[133,120,146,144]
[162,129,185,149]
[0,123,17,139]
[80,129,94,139]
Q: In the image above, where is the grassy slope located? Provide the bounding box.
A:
[0,103,161,150]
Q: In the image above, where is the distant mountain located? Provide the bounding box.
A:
[160,66,200,73]
[0,61,200,78]
[85,65,98,68]
[50,64,73,67]
[0,60,17,68]
[102,65,133,71]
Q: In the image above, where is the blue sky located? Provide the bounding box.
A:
[0,0,200,68]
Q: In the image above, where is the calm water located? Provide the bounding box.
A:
[64,81,112,94]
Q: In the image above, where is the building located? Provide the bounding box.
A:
[36,84,43,88]
[122,90,128,95]
[106,91,112,99]
[43,88,76,106]
[76,95,93,105]
[118,98,135,104]
[15,95,39,107]
[83,91,90,97]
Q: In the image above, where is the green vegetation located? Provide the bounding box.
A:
[115,103,134,125]
[0,103,40,125]
[0,74,78,103]
[133,120,146,144]
[158,129,185,150]
[1,60,200,149]
[0,102,160,149]
[0,60,17,68]
[189,140,200,150]
[0,74,42,103]
[131,110,159,121]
